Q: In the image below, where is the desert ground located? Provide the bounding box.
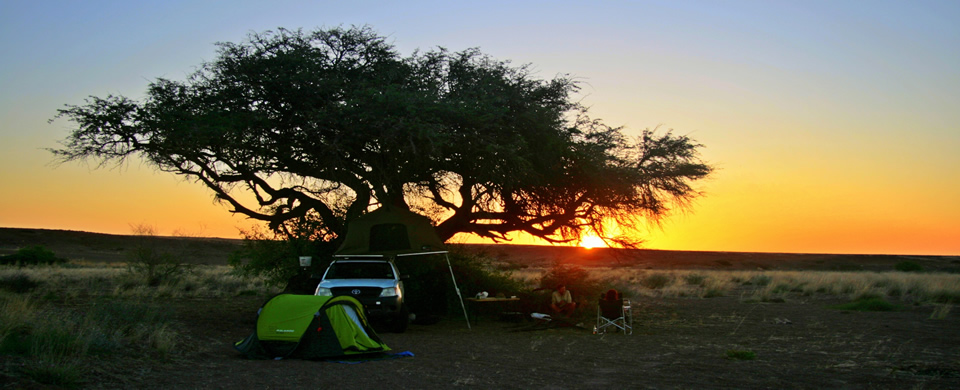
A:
[150,293,959,389]
[2,228,959,389]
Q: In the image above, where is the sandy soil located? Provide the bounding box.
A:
[78,293,960,389]
[3,228,959,388]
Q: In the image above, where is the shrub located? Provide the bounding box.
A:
[770,283,792,294]
[684,274,707,286]
[829,297,901,312]
[538,261,603,299]
[228,225,337,288]
[391,246,526,317]
[895,261,923,272]
[126,244,186,286]
[453,249,525,294]
[726,350,757,360]
[701,287,725,298]
[0,246,66,266]
[746,275,772,286]
[125,224,196,286]
[641,273,672,290]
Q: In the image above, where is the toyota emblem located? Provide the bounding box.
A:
[351,289,361,295]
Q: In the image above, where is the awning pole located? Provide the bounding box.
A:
[445,253,471,329]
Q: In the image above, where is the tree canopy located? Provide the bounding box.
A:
[52,26,713,248]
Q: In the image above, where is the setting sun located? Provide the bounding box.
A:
[579,236,607,249]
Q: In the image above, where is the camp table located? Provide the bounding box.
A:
[465,297,522,324]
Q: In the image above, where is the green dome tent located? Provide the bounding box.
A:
[235,294,390,360]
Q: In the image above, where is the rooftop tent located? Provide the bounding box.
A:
[235,294,390,360]
[335,207,447,256]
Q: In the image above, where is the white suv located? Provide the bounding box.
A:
[314,258,408,332]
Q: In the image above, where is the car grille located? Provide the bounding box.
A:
[330,287,382,299]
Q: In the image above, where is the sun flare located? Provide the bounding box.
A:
[579,235,607,249]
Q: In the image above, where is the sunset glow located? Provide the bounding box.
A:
[579,236,607,250]
[1,1,958,256]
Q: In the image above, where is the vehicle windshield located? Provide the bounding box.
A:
[325,262,396,279]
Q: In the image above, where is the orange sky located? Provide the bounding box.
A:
[1,1,958,256]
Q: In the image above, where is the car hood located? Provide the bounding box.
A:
[318,279,396,289]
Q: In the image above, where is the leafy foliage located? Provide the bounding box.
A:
[52,26,713,251]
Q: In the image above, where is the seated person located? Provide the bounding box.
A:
[550,284,577,317]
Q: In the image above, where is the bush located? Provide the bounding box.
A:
[126,244,187,286]
[684,274,707,286]
[829,297,901,312]
[532,262,604,318]
[539,262,602,297]
[641,273,672,290]
[895,261,924,272]
[745,275,772,286]
[359,246,528,318]
[726,350,757,360]
[125,224,194,286]
[0,246,66,266]
[228,225,336,288]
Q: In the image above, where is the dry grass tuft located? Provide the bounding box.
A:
[929,303,953,320]
[0,262,281,386]
[1,264,278,300]
[510,268,960,307]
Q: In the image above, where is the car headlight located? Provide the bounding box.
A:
[380,287,400,298]
[315,287,332,296]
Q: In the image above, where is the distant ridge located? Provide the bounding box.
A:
[0,227,242,265]
[2,227,957,272]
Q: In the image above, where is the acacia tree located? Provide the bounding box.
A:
[52,26,713,249]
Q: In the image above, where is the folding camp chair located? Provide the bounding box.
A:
[596,290,632,335]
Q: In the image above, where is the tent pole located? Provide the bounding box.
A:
[445,253,471,329]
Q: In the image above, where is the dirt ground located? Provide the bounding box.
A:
[70,292,959,389]
[3,229,959,388]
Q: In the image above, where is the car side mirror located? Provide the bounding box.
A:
[400,274,410,280]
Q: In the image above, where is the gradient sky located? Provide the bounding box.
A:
[1,1,958,255]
